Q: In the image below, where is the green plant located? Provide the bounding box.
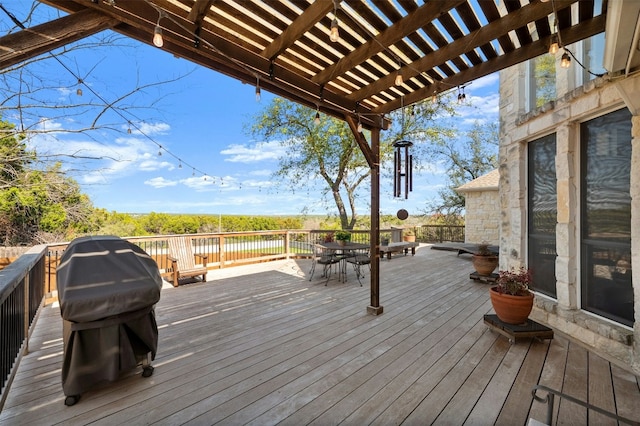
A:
[475,243,494,256]
[335,230,352,241]
[496,267,532,296]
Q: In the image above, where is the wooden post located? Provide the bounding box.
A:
[345,114,382,315]
[368,127,383,315]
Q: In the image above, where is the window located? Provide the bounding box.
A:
[580,108,633,326]
[534,55,556,108]
[528,134,557,297]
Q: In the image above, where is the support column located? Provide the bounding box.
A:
[367,127,383,315]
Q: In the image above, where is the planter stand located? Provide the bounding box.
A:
[483,314,554,344]
[469,271,498,283]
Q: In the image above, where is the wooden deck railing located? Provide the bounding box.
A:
[0,245,47,410]
[0,225,464,408]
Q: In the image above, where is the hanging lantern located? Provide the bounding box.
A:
[393,140,413,199]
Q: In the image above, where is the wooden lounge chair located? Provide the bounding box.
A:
[167,237,208,287]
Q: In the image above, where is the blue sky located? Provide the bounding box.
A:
[2,3,499,216]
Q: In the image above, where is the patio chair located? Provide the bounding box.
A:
[309,243,341,285]
[345,249,371,286]
[167,236,208,287]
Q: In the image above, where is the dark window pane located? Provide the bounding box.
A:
[528,134,557,298]
[581,108,633,326]
[582,110,632,242]
[582,244,633,326]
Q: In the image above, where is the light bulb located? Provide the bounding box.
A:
[330,18,339,42]
[153,26,163,48]
[395,70,403,86]
[357,121,363,133]
[76,87,82,96]
[255,85,261,102]
[561,52,571,68]
[548,39,559,55]
[431,94,437,104]
[314,111,320,125]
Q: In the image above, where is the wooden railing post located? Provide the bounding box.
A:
[23,273,29,354]
[285,231,291,259]
[219,235,225,269]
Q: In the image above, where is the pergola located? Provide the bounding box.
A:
[0,0,608,314]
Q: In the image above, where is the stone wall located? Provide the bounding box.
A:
[461,190,499,245]
[499,62,639,373]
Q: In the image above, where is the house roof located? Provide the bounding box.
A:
[456,169,499,193]
[3,0,609,130]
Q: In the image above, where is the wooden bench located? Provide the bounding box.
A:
[167,236,208,286]
[380,242,419,260]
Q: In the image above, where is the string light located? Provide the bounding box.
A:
[395,63,403,86]
[255,76,261,102]
[76,79,82,96]
[153,10,166,48]
[314,106,321,125]
[357,115,363,133]
[548,35,559,55]
[457,86,466,104]
[431,92,437,104]
[330,1,340,42]
[560,51,571,68]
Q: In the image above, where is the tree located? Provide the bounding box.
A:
[0,2,191,243]
[248,99,368,229]
[0,118,95,245]
[425,121,499,219]
[248,98,457,229]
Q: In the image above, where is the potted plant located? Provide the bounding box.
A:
[403,228,416,242]
[324,232,334,243]
[472,243,498,276]
[489,267,534,325]
[335,230,352,246]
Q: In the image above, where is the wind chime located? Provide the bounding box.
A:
[393,97,413,199]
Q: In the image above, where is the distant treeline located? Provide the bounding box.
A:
[91,211,307,237]
[89,211,457,239]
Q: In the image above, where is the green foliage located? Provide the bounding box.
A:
[534,54,556,107]
[247,97,458,230]
[335,230,351,241]
[425,121,499,219]
[0,117,97,245]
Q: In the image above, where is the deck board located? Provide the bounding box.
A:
[1,244,639,425]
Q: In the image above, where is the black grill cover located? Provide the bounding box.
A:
[57,236,162,397]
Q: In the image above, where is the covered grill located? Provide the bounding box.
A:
[56,235,162,406]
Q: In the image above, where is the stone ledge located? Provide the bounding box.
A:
[533,298,633,346]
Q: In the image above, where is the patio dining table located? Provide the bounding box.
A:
[316,241,370,283]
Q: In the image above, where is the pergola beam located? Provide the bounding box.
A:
[0,9,119,70]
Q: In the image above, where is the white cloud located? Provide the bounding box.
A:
[221,140,288,163]
[470,73,499,90]
[249,169,272,177]
[144,177,178,188]
[130,122,171,136]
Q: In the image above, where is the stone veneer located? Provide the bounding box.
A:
[499,64,639,373]
[456,170,500,245]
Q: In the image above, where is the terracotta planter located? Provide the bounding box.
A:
[472,254,498,276]
[336,239,347,246]
[489,286,534,324]
[403,235,415,242]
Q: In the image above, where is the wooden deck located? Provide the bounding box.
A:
[2,245,639,425]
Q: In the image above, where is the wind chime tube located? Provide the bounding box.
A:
[409,154,413,192]
[393,150,399,197]
[404,146,410,199]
